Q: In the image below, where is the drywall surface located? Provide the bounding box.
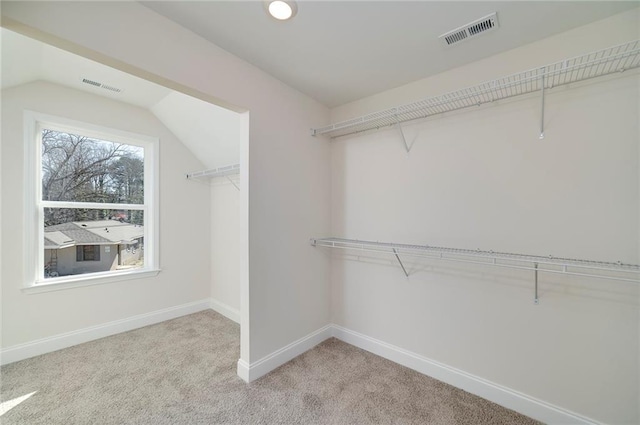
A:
[1,1,332,366]
[211,180,240,312]
[151,90,242,170]
[1,81,211,347]
[329,10,639,424]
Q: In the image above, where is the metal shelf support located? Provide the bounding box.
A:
[534,262,539,304]
[311,40,640,140]
[395,117,412,153]
[393,248,409,277]
[226,176,240,191]
[539,68,545,140]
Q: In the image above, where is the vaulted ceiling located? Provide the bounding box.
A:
[142,1,638,107]
[1,28,241,169]
[2,2,637,168]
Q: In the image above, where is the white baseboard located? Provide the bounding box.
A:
[0,299,212,366]
[0,304,602,425]
[236,324,333,383]
[331,325,600,425]
[237,358,250,382]
[209,298,240,324]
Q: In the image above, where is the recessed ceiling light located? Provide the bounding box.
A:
[266,0,297,21]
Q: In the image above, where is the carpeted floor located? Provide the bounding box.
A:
[1,310,540,424]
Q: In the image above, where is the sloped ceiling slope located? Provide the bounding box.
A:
[151,91,241,170]
[143,1,639,107]
[1,28,240,170]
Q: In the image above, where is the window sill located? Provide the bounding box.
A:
[22,269,161,294]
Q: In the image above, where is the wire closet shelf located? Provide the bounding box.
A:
[310,237,640,303]
[311,40,640,139]
[186,163,240,180]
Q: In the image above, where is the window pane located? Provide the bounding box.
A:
[41,129,144,204]
[76,245,100,262]
[43,208,144,279]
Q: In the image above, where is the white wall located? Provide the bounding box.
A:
[211,180,240,314]
[1,81,212,347]
[153,77,243,321]
[1,1,332,367]
[330,10,639,425]
[5,2,634,422]
[151,90,242,170]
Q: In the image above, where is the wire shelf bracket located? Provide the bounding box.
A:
[311,40,640,140]
[225,175,240,191]
[539,67,546,140]
[310,237,640,304]
[395,118,413,153]
[393,248,409,277]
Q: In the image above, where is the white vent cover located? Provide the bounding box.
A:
[81,78,123,93]
[439,13,499,46]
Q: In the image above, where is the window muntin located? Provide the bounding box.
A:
[26,112,158,288]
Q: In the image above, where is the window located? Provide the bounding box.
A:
[25,112,159,290]
[76,246,100,262]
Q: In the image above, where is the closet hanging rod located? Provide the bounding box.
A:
[186,163,240,180]
[311,39,640,139]
[310,237,640,284]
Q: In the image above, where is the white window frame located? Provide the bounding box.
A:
[24,111,160,293]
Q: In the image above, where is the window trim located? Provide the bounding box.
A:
[24,111,160,291]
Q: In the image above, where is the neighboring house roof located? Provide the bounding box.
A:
[44,231,75,249]
[44,220,144,249]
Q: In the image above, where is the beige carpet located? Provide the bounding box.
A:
[1,310,540,424]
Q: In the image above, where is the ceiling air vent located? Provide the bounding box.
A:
[82,78,101,87]
[81,78,123,93]
[439,13,499,47]
[100,84,122,93]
